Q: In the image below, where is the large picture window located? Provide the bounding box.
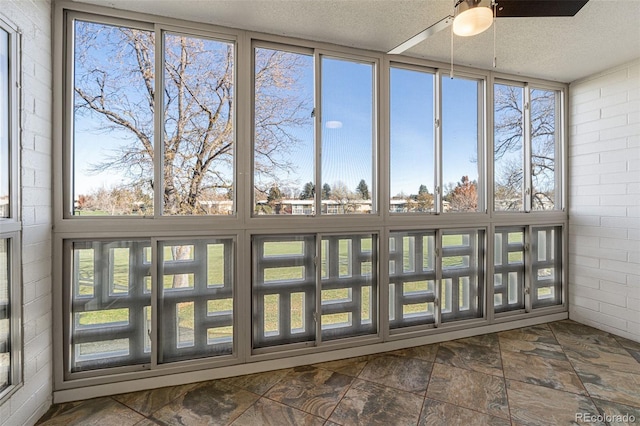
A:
[57,7,567,390]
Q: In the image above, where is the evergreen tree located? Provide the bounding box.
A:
[299,181,315,199]
[356,179,370,199]
[322,183,331,199]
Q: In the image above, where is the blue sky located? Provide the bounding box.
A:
[74,25,481,200]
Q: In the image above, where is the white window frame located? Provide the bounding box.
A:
[0,13,22,403]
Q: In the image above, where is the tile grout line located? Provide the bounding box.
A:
[416,344,439,426]
[247,368,342,423]
[498,336,594,398]
[321,362,360,425]
[497,331,515,425]
[422,338,511,422]
[548,322,609,420]
[108,396,149,421]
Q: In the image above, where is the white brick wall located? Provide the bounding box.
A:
[569,58,640,342]
[1,1,52,425]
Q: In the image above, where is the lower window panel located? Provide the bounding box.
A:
[321,234,377,341]
[158,238,234,364]
[252,235,317,349]
[62,225,561,378]
[69,240,152,372]
[441,230,484,322]
[389,231,436,329]
[252,233,378,349]
[494,227,526,313]
[389,229,485,329]
[531,226,563,308]
[0,238,11,392]
[68,237,235,373]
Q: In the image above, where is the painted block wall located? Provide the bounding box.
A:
[569,58,640,342]
[0,1,53,425]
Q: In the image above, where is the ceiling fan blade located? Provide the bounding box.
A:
[388,15,453,54]
[495,0,588,17]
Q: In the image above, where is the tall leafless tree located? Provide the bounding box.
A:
[74,22,310,215]
[494,85,557,210]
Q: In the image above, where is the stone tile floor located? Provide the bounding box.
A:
[36,320,640,425]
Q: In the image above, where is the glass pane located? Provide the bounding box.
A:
[72,21,154,216]
[494,83,524,211]
[110,248,130,294]
[207,244,225,287]
[494,228,525,313]
[252,235,316,348]
[390,67,435,213]
[0,239,9,391]
[254,47,314,215]
[70,240,151,372]
[531,89,558,210]
[442,77,481,212]
[290,293,305,334]
[532,226,562,308]
[321,57,374,215]
[389,231,436,329]
[441,230,484,322]
[158,238,234,363]
[321,234,377,340]
[0,29,9,218]
[163,33,234,215]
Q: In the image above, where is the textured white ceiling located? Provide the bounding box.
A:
[72,0,640,82]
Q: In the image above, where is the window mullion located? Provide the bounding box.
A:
[150,238,159,368]
[315,234,322,346]
[153,24,164,219]
[434,229,443,327]
[434,71,443,214]
[477,80,486,213]
[524,227,532,313]
[523,84,532,212]
[556,91,564,210]
[314,52,322,217]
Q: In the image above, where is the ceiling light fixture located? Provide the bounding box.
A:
[452,0,493,37]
